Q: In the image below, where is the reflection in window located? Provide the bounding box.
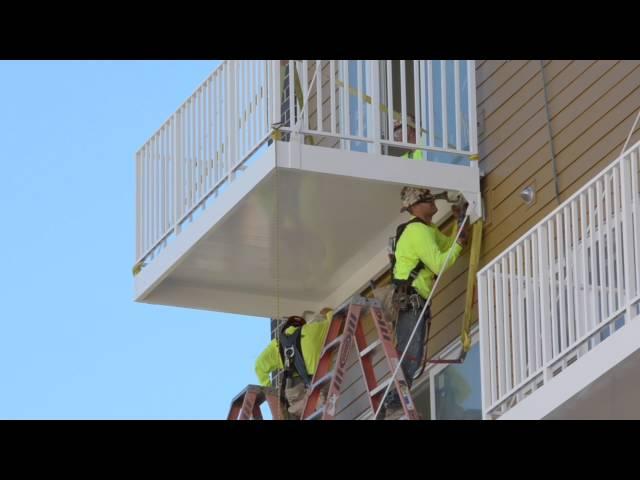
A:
[434,343,482,419]
[348,60,369,153]
[412,380,431,420]
[428,60,470,166]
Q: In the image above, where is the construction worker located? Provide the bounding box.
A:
[394,114,425,160]
[255,308,333,420]
[380,187,468,419]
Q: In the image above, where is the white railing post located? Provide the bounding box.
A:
[357,60,364,141]
[538,222,552,381]
[632,149,640,300]
[478,272,491,419]
[427,60,435,148]
[454,60,461,152]
[369,60,381,154]
[289,60,296,130]
[136,150,141,260]
[144,145,149,255]
[271,60,281,133]
[329,60,337,136]
[174,109,183,236]
[620,152,636,318]
[341,60,350,151]
[301,60,309,133]
[315,60,323,133]
[226,61,237,183]
[467,60,478,156]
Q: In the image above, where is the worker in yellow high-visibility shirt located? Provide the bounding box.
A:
[394,114,425,160]
[380,187,469,419]
[255,308,333,419]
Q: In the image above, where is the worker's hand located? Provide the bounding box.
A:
[320,307,334,322]
[457,225,470,246]
[451,201,468,219]
[452,201,469,247]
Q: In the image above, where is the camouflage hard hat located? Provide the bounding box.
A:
[400,186,433,212]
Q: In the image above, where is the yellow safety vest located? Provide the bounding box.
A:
[393,220,462,299]
[255,312,332,387]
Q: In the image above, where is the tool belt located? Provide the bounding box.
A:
[391,280,424,313]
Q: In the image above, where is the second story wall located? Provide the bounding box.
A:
[479,60,640,260]
[430,60,640,366]
[336,61,640,419]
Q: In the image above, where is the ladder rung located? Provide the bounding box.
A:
[369,378,393,397]
[321,335,343,356]
[359,339,381,358]
[310,372,333,392]
[304,406,325,420]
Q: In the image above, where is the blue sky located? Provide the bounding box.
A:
[0,60,270,419]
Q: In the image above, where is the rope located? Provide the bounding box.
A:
[272,61,319,420]
[293,61,319,136]
[539,60,560,205]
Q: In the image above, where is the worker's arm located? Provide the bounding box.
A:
[299,316,332,376]
[255,340,282,387]
[435,224,457,251]
[302,318,331,345]
[410,224,463,275]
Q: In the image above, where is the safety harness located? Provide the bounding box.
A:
[277,316,313,387]
[389,217,430,293]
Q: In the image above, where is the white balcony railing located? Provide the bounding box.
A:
[135,60,478,268]
[135,60,274,265]
[478,141,640,419]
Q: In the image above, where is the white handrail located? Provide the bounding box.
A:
[135,60,479,266]
[478,141,640,419]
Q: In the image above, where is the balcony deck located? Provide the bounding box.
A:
[134,60,481,317]
[135,140,481,317]
[478,141,640,419]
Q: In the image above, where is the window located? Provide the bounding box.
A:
[412,380,432,420]
[434,343,482,420]
[347,60,369,153]
[379,60,472,165]
[428,60,470,166]
[407,328,483,420]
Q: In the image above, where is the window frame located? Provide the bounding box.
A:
[410,324,481,420]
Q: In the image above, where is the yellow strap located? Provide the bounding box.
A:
[336,79,432,138]
[336,79,398,119]
[270,127,283,141]
[132,261,146,276]
[461,220,483,352]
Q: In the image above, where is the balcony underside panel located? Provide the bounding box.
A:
[135,143,480,317]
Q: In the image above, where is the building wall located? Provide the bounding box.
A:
[332,60,640,419]
[429,59,640,371]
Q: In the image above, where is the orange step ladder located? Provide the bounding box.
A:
[227,384,283,420]
[301,296,420,420]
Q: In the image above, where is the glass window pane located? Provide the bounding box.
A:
[434,343,482,420]
[431,60,443,149]
[446,60,456,150]
[349,60,367,152]
[460,60,470,151]
[412,380,431,420]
